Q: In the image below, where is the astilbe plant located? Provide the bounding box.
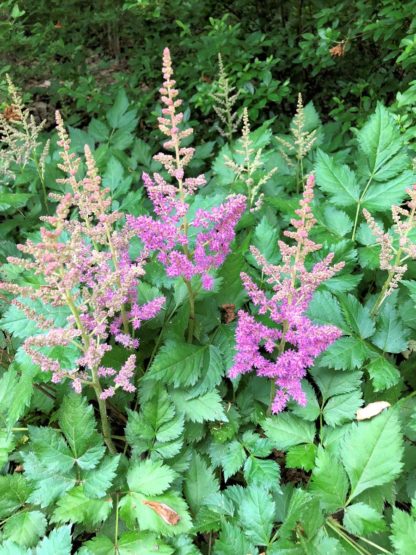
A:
[127,48,246,340]
[0,113,165,453]
[229,175,345,413]
[364,182,416,316]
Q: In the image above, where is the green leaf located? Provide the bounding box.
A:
[367,357,400,391]
[343,502,386,535]
[172,389,227,423]
[390,508,416,555]
[35,525,72,555]
[0,541,30,555]
[0,193,31,211]
[323,206,353,237]
[184,453,219,514]
[315,150,360,207]
[209,440,246,481]
[342,409,404,501]
[312,368,362,401]
[372,303,408,353]
[263,413,315,450]
[107,89,130,128]
[358,104,405,182]
[323,390,363,427]
[126,387,184,458]
[308,291,346,330]
[58,394,103,462]
[244,456,281,488]
[339,294,375,339]
[320,337,370,370]
[286,444,317,471]
[52,486,112,526]
[146,341,207,387]
[2,511,46,548]
[213,522,256,555]
[0,475,31,519]
[238,486,275,545]
[120,491,192,537]
[88,119,109,142]
[83,455,120,498]
[309,447,349,512]
[253,216,279,262]
[289,381,320,421]
[127,459,176,496]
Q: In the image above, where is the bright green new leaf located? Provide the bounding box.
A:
[127,459,176,496]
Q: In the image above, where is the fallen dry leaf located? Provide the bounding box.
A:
[142,500,180,525]
[356,401,391,421]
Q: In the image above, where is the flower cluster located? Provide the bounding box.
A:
[364,183,416,312]
[128,48,246,289]
[229,175,344,413]
[1,113,164,399]
[225,108,276,212]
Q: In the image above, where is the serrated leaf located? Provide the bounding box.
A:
[391,508,416,555]
[3,511,46,548]
[339,295,374,339]
[238,486,275,545]
[184,453,219,514]
[323,206,353,237]
[323,390,363,427]
[319,336,369,370]
[146,341,206,387]
[35,525,72,555]
[172,390,227,423]
[58,394,103,461]
[83,455,120,498]
[52,486,112,526]
[367,357,400,391]
[263,413,315,450]
[286,444,317,471]
[311,368,362,401]
[289,381,320,421]
[358,104,405,181]
[127,459,176,496]
[244,456,281,488]
[308,291,346,330]
[107,89,130,128]
[0,475,31,519]
[372,304,408,353]
[120,491,192,537]
[213,522,257,555]
[342,409,404,501]
[343,502,386,535]
[309,447,349,512]
[315,150,360,207]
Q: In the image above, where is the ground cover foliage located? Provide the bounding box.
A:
[1,3,416,555]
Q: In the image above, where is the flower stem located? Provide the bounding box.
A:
[91,367,116,454]
[184,278,195,343]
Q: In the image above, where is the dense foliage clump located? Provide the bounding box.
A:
[1,3,416,554]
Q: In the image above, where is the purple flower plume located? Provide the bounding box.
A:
[127,48,246,287]
[229,175,345,413]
